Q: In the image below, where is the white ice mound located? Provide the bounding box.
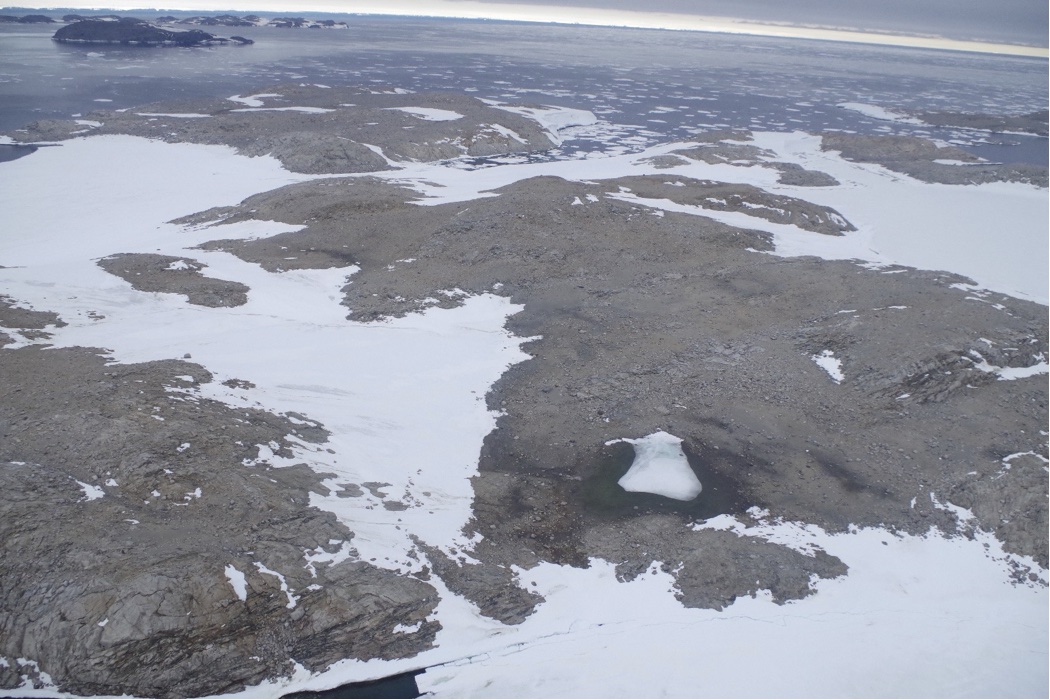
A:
[610,431,702,501]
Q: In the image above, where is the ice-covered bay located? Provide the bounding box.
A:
[1,130,1046,698]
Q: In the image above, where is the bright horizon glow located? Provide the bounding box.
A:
[14,0,1049,58]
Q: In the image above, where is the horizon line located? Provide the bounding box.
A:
[11,2,1049,58]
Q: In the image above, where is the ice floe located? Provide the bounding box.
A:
[607,431,701,501]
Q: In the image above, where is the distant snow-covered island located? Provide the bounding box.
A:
[52,17,253,46]
[156,14,348,28]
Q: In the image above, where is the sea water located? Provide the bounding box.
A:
[0,15,1046,165]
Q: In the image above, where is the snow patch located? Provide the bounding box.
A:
[254,562,297,609]
[75,480,105,501]
[230,107,334,114]
[227,93,282,107]
[968,350,1049,380]
[837,102,925,125]
[386,107,464,121]
[485,101,598,145]
[136,112,212,119]
[225,564,248,601]
[811,349,844,383]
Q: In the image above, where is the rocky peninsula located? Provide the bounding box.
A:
[0,84,1045,697]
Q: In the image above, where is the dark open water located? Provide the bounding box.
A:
[0,15,1046,164]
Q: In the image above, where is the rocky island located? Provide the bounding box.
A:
[53,17,252,47]
[0,14,55,23]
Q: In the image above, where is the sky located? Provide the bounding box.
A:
[6,1,1048,53]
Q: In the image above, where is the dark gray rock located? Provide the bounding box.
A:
[822,132,1048,187]
[415,539,544,625]
[0,295,66,343]
[97,254,250,307]
[184,170,1047,613]
[0,346,440,697]
[916,109,1048,137]
[6,85,557,174]
[53,18,231,46]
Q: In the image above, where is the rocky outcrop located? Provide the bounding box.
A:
[179,172,1048,602]
[97,254,250,307]
[0,294,66,345]
[414,539,545,625]
[0,14,55,23]
[822,132,1048,187]
[671,136,841,187]
[916,109,1049,137]
[0,346,440,697]
[8,85,557,174]
[609,175,854,234]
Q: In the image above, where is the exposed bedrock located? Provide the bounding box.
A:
[184,171,1049,608]
[0,294,66,345]
[670,135,842,187]
[98,253,250,307]
[0,346,439,697]
[8,85,558,174]
[821,132,1049,187]
[915,109,1049,137]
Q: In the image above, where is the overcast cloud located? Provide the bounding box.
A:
[470,0,1047,46]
